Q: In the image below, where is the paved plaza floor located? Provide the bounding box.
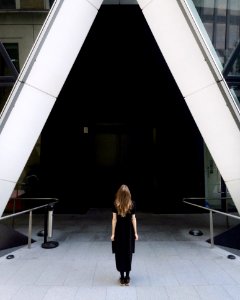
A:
[0,208,240,299]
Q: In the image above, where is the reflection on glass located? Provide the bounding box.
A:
[216,0,227,16]
[192,0,240,101]
[193,0,240,65]
[0,43,19,113]
[2,43,19,72]
[205,22,214,40]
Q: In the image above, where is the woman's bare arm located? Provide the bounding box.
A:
[132,214,138,240]
[111,213,117,241]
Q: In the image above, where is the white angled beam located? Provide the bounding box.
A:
[138,0,240,212]
[0,0,102,216]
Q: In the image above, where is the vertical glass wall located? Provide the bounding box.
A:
[193,0,240,101]
[192,0,240,210]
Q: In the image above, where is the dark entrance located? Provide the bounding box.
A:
[40,5,204,213]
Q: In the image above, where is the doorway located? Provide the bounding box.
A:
[40,5,204,213]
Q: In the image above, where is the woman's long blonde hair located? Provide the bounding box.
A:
[114,184,133,217]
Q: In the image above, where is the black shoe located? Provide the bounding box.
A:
[124,277,130,286]
[120,278,125,286]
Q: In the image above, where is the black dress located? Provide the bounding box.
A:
[112,202,136,272]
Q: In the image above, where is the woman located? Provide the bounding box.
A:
[111,184,138,286]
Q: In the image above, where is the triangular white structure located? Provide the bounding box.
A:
[0,0,239,216]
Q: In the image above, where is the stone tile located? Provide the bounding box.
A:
[2,210,240,300]
[43,286,78,300]
[194,285,233,300]
[11,285,49,300]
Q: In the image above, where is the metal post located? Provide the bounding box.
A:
[43,206,48,245]
[28,210,32,249]
[41,204,59,249]
[210,210,214,248]
[48,208,53,238]
[12,198,16,228]
[226,200,230,228]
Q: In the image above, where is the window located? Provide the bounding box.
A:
[19,0,45,10]
[0,0,15,9]
[0,0,53,10]
[49,0,54,7]
[2,43,19,72]
[0,43,19,112]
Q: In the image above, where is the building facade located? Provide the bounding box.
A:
[0,0,239,212]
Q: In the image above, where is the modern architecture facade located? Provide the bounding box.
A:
[0,0,240,214]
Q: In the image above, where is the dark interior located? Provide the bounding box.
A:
[40,5,204,213]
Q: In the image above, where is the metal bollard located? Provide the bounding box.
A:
[48,206,53,238]
[41,204,59,249]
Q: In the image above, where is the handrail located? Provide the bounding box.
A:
[0,197,59,249]
[1,198,58,220]
[183,198,240,220]
[183,197,240,248]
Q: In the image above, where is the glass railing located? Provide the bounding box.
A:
[192,0,240,103]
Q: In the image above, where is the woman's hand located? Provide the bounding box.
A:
[111,235,115,241]
[135,233,139,240]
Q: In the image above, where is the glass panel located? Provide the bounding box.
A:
[20,0,45,10]
[229,0,240,13]
[3,43,20,72]
[0,52,9,76]
[216,0,227,16]
[228,0,240,102]
[0,0,15,9]
[228,25,239,49]
[49,0,55,7]
[188,0,223,71]
[0,43,19,113]
[232,56,240,75]
[192,0,240,101]
[215,23,226,49]
[205,22,214,40]
[0,87,11,112]
[192,0,240,64]
[0,0,53,10]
